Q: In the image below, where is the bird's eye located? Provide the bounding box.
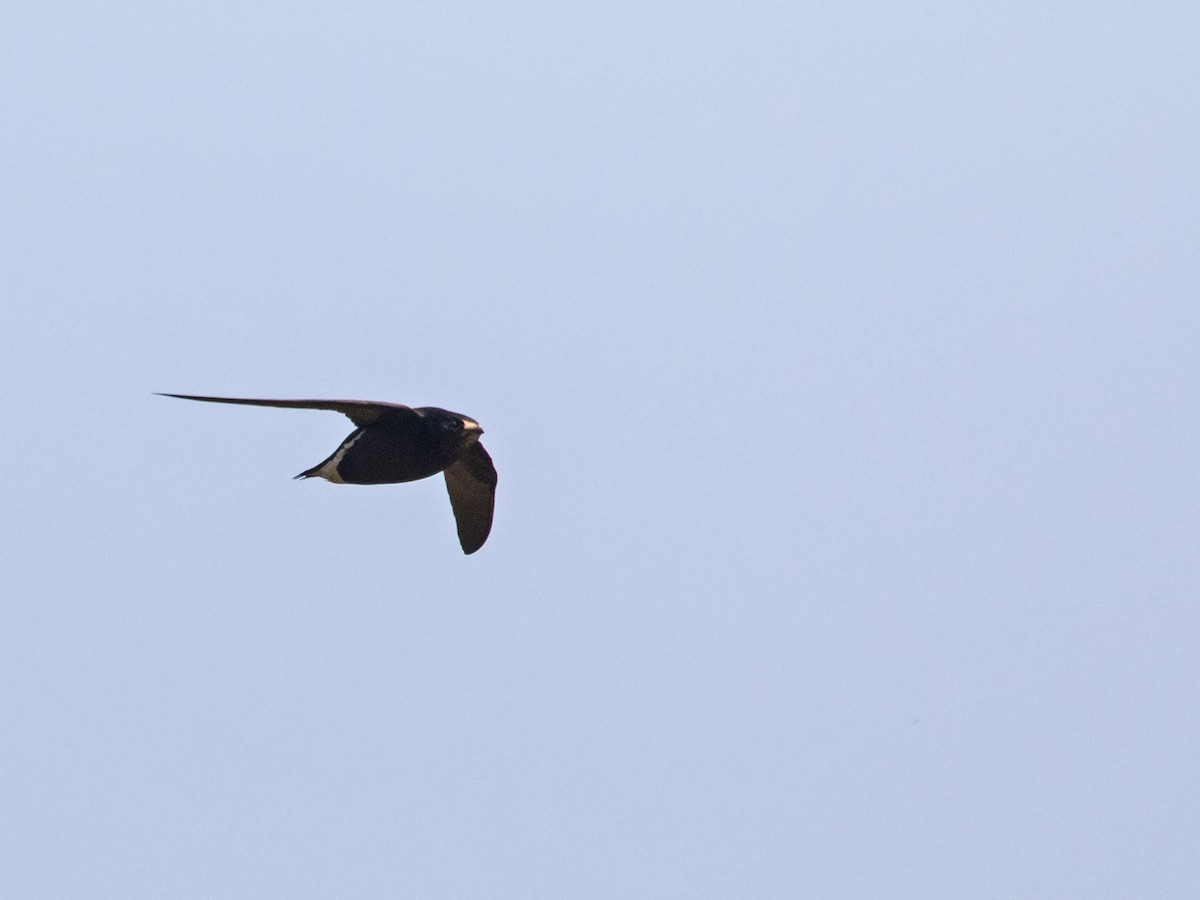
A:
[443,418,461,430]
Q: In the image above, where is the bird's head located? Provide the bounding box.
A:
[421,407,484,449]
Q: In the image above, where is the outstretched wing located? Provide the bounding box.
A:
[157,393,419,427]
[443,442,497,554]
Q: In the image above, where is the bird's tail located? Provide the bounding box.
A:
[294,456,339,481]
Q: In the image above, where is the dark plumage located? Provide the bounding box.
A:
[158,393,497,554]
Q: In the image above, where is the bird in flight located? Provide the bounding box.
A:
[158,393,497,554]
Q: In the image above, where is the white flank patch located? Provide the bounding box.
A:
[309,429,366,483]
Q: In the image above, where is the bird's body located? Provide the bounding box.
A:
[158,393,497,553]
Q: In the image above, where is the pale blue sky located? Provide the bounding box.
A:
[2,2,1198,897]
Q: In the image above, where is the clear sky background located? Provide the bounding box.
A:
[2,2,1197,897]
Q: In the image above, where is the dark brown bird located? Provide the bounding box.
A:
[158,393,497,554]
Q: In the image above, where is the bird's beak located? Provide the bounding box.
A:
[465,419,484,436]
